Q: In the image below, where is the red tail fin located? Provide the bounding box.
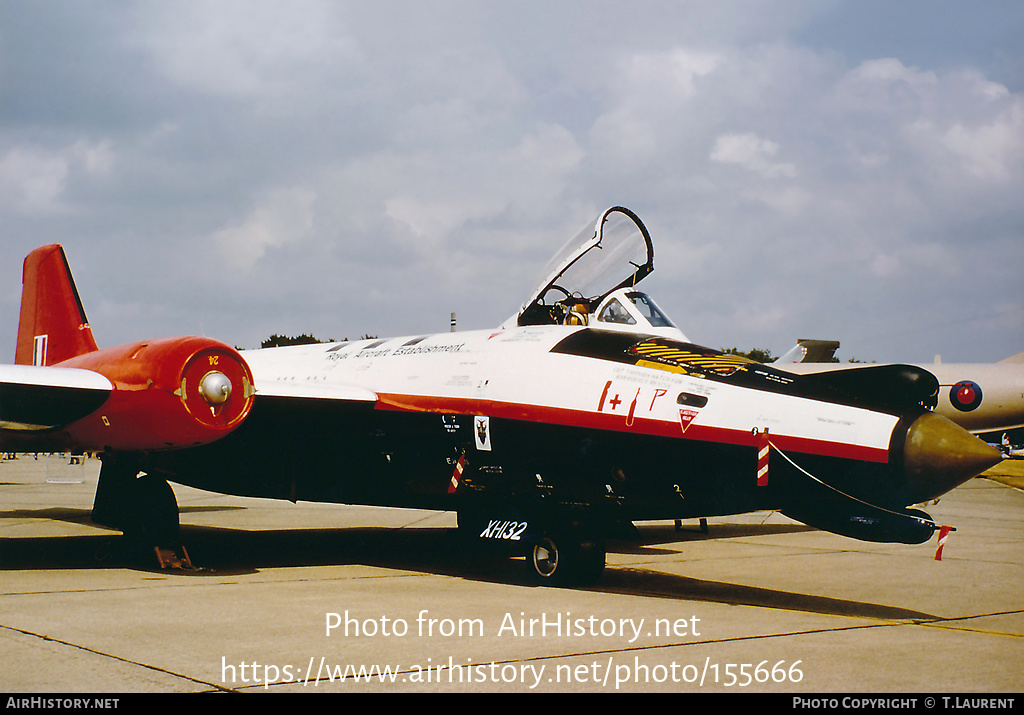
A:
[15,245,99,365]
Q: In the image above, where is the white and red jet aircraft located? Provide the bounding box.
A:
[0,207,1003,584]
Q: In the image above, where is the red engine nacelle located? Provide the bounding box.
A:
[56,336,255,452]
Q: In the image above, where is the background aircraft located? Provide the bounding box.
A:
[777,339,1024,435]
[0,208,1002,584]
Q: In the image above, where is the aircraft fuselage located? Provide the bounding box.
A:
[146,325,942,545]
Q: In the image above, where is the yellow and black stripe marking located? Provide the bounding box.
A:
[629,340,754,377]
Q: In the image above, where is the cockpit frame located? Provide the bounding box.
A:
[503,206,686,340]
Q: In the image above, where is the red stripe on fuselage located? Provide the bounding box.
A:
[375,393,890,464]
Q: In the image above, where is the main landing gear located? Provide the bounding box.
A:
[530,525,606,586]
[460,507,606,586]
[92,456,194,569]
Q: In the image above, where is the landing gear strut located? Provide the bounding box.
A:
[92,456,192,569]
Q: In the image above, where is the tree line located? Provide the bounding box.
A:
[259,334,377,348]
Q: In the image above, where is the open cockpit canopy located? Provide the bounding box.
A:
[504,207,685,340]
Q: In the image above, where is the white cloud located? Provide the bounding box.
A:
[827,59,1024,187]
[870,253,900,278]
[0,147,69,213]
[621,48,721,100]
[370,122,585,245]
[70,140,115,177]
[933,97,1024,181]
[128,0,357,98]
[848,57,938,86]
[0,140,115,214]
[710,132,797,178]
[212,187,317,271]
[588,48,720,163]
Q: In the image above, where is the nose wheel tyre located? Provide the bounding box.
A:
[530,527,605,586]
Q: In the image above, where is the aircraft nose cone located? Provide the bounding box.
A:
[903,411,1003,502]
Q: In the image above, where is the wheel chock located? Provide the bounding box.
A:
[153,546,195,570]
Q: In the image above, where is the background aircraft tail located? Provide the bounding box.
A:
[777,338,841,364]
[15,244,99,366]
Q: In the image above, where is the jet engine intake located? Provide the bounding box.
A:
[56,336,255,451]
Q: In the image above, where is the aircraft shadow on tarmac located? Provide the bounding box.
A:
[0,506,937,622]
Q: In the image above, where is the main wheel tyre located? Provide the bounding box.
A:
[532,537,560,579]
[530,528,605,586]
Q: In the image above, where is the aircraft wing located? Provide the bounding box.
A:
[254,380,378,402]
[0,364,112,431]
[239,345,379,403]
[0,351,376,449]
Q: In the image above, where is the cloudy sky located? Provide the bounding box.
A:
[1,1,1021,364]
